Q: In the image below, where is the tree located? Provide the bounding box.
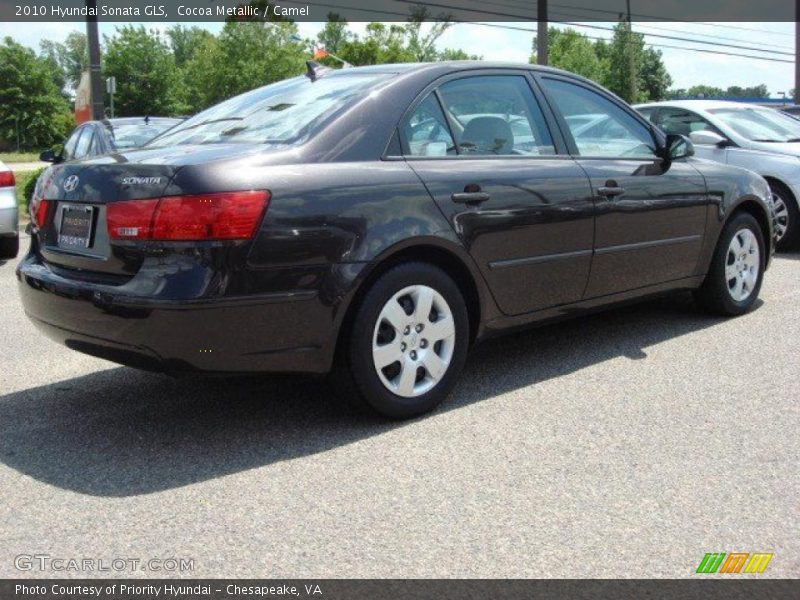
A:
[0,37,72,150]
[103,25,187,116]
[167,25,214,68]
[404,7,452,62]
[39,32,88,93]
[532,28,607,84]
[183,22,306,111]
[438,48,481,60]
[638,47,672,101]
[317,13,352,55]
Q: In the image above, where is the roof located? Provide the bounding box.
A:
[327,60,575,77]
[635,99,774,111]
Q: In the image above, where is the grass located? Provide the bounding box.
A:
[0,152,41,163]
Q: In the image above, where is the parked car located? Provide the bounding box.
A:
[636,100,800,250]
[39,117,183,164]
[780,105,800,120]
[18,63,775,419]
[0,160,18,260]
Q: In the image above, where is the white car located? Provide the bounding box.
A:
[0,160,19,260]
[636,100,800,250]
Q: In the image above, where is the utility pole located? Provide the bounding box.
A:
[85,0,104,120]
[796,0,800,104]
[627,0,636,103]
[537,0,548,65]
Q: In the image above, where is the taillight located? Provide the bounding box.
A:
[0,170,15,187]
[107,191,270,241]
[31,197,51,229]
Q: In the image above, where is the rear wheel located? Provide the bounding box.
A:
[333,262,469,419]
[694,212,765,316]
[769,181,800,251]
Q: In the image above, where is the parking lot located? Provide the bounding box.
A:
[0,240,798,578]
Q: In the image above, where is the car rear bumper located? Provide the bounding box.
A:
[16,252,356,375]
[0,206,18,236]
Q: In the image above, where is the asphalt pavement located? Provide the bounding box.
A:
[1,242,798,578]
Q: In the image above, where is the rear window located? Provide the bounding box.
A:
[149,73,390,147]
[111,122,180,149]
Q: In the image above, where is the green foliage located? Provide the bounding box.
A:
[39,32,87,93]
[167,25,215,68]
[531,24,671,103]
[103,25,188,117]
[317,14,352,55]
[535,28,608,84]
[183,21,306,112]
[669,84,769,99]
[0,37,72,151]
[21,167,45,211]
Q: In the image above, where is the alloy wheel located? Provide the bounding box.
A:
[772,193,789,242]
[725,228,760,302]
[372,285,456,398]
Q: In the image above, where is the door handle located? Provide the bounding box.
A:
[451,192,490,204]
[597,186,625,198]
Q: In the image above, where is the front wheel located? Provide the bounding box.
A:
[694,212,765,316]
[770,182,800,251]
[333,262,470,419]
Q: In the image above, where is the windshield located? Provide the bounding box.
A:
[112,122,180,149]
[148,73,390,148]
[709,107,800,142]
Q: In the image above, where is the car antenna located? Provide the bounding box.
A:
[305,60,332,82]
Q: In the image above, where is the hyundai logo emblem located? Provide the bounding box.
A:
[63,175,79,193]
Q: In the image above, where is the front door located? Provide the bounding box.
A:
[401,72,595,316]
[538,75,709,298]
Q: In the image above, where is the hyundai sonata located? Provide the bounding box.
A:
[18,62,775,418]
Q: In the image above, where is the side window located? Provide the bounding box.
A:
[73,128,94,160]
[657,108,720,138]
[61,128,82,161]
[402,94,456,157]
[542,78,657,158]
[438,75,555,156]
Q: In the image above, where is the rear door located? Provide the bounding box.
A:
[401,70,595,316]
[537,75,709,298]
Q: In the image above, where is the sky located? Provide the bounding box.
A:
[0,20,794,97]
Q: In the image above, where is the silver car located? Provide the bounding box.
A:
[0,160,19,260]
[636,100,800,250]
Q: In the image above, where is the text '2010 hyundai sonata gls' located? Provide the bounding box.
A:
[18,62,776,419]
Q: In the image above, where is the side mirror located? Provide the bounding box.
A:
[689,130,728,147]
[39,149,56,163]
[665,133,694,160]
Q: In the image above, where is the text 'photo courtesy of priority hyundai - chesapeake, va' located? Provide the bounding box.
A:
[0,0,797,596]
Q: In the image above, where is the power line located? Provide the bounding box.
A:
[281,0,796,65]
[447,0,795,52]
[391,0,795,56]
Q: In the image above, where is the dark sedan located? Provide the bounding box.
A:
[40,117,183,164]
[18,62,775,419]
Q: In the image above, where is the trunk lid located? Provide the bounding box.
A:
[33,143,280,281]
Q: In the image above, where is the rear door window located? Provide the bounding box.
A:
[437,75,555,156]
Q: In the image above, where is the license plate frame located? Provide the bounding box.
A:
[58,204,96,250]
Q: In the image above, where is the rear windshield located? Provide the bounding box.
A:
[148,73,390,147]
[111,122,180,149]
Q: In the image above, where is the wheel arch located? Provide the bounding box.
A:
[334,239,489,362]
[762,176,796,207]
[729,196,772,254]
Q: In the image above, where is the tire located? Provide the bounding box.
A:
[332,261,470,420]
[0,234,19,260]
[694,212,765,316]
[769,180,800,251]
